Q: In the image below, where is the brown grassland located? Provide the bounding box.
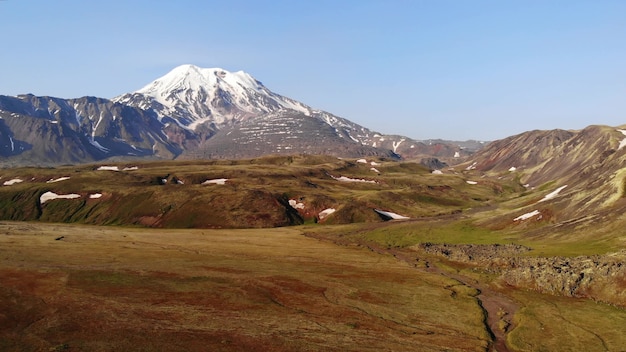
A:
[1,222,491,351]
[1,156,626,351]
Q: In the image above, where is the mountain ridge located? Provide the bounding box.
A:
[0,65,480,165]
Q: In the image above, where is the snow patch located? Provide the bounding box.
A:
[392,139,405,153]
[466,180,478,185]
[123,166,139,171]
[432,170,443,175]
[318,208,336,219]
[356,159,367,164]
[40,191,81,204]
[202,178,228,185]
[97,166,119,171]
[331,175,377,184]
[454,152,460,158]
[370,161,380,166]
[509,167,517,172]
[46,177,70,183]
[3,178,23,186]
[374,209,410,220]
[514,210,541,221]
[538,185,567,203]
[618,130,626,150]
[89,193,103,199]
[89,139,110,153]
[466,162,477,170]
[288,199,305,209]
[370,167,380,173]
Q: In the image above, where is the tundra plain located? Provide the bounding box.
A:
[1,155,626,351]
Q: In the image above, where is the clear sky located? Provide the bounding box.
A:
[1,0,624,141]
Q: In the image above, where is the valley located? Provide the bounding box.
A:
[1,152,625,351]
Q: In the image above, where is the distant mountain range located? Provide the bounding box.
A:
[0,65,482,166]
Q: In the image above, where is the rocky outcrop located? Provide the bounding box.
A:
[414,243,626,307]
[420,158,448,171]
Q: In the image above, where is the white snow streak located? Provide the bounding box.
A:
[3,178,23,186]
[466,162,477,170]
[514,210,541,221]
[202,178,228,185]
[46,177,70,183]
[374,209,410,220]
[89,193,103,199]
[318,208,336,219]
[538,185,567,202]
[40,191,81,204]
[331,175,377,184]
[618,130,626,150]
[97,166,119,171]
[392,139,405,153]
[466,180,478,185]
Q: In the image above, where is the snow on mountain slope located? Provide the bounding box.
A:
[114,64,312,130]
[113,64,469,159]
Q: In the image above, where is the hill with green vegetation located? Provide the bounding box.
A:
[0,154,519,228]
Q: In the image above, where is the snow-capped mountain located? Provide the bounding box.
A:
[0,64,477,165]
[114,64,381,145]
[114,64,474,159]
[114,64,312,130]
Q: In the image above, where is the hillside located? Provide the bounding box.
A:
[0,155,517,228]
[3,124,626,351]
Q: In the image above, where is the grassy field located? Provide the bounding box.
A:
[2,157,626,351]
[1,221,625,351]
[0,222,492,352]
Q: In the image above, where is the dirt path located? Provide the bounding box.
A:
[304,232,518,352]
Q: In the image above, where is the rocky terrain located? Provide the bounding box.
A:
[415,243,626,307]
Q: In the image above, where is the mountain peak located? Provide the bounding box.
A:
[136,65,262,98]
[114,64,309,129]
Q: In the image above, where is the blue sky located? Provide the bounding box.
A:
[1,0,624,141]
